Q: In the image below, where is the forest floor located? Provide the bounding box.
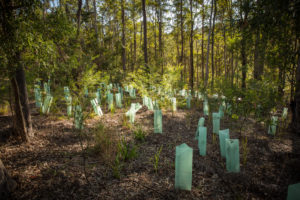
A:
[1,97,300,200]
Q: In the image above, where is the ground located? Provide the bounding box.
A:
[1,97,300,200]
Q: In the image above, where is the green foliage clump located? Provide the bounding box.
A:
[133,126,146,142]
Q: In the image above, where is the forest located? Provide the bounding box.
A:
[0,0,300,199]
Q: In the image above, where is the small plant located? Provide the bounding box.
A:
[111,154,122,179]
[117,137,138,161]
[242,136,249,166]
[110,103,115,113]
[122,114,132,129]
[133,126,145,142]
[152,145,163,173]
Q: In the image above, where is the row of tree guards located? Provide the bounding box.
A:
[33,80,294,193]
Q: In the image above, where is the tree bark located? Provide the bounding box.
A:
[201,7,205,82]
[121,0,126,72]
[211,0,217,89]
[76,0,82,38]
[15,62,32,137]
[132,0,137,71]
[189,0,194,92]
[180,0,184,81]
[292,49,300,133]
[142,0,149,71]
[205,0,214,88]
[92,0,99,43]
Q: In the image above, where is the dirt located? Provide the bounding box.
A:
[1,98,300,200]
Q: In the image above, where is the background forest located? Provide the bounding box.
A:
[0,0,300,199]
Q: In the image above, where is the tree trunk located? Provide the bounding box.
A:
[241,34,247,89]
[121,0,126,72]
[189,0,194,92]
[11,76,28,142]
[205,0,214,88]
[92,0,99,43]
[292,50,300,133]
[76,0,82,38]
[158,0,163,74]
[132,0,136,71]
[142,0,148,71]
[15,63,32,137]
[211,0,217,89]
[180,0,184,82]
[201,8,205,82]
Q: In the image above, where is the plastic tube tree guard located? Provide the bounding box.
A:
[154,110,162,134]
[171,97,176,112]
[219,105,225,118]
[115,93,122,108]
[186,96,191,109]
[225,139,240,173]
[96,88,101,103]
[175,143,193,191]
[91,98,103,116]
[198,127,207,156]
[212,112,220,134]
[66,95,72,117]
[203,101,209,116]
[268,116,278,135]
[107,93,114,110]
[282,107,288,120]
[219,129,230,158]
[195,117,205,139]
[84,87,88,98]
[287,183,300,200]
[226,103,232,115]
[42,95,53,114]
[34,86,42,108]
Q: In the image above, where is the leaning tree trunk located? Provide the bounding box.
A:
[292,50,300,134]
[15,63,32,137]
[11,76,28,142]
[0,159,17,199]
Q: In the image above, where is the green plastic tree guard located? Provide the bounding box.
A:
[107,93,114,110]
[115,93,122,108]
[198,127,207,156]
[148,98,154,110]
[268,116,278,135]
[219,105,224,118]
[91,98,103,116]
[64,86,70,97]
[212,112,220,134]
[198,117,205,127]
[195,118,205,139]
[42,95,53,114]
[287,183,300,200]
[34,87,42,107]
[96,88,101,103]
[186,96,191,109]
[225,139,240,173]
[74,105,83,130]
[84,87,88,97]
[175,143,193,191]
[203,101,209,116]
[154,110,162,134]
[219,129,230,158]
[66,96,72,117]
[282,107,288,120]
[171,97,177,112]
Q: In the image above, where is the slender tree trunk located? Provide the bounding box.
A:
[196,41,199,89]
[92,0,99,43]
[292,49,300,133]
[211,0,217,89]
[180,0,184,82]
[121,0,126,71]
[133,0,137,71]
[205,0,214,88]
[201,10,205,82]
[142,0,149,71]
[241,35,247,89]
[158,0,163,74]
[15,63,32,136]
[76,0,82,38]
[189,0,194,92]
[0,159,17,199]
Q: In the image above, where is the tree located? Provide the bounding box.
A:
[142,0,149,72]
[189,0,194,92]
